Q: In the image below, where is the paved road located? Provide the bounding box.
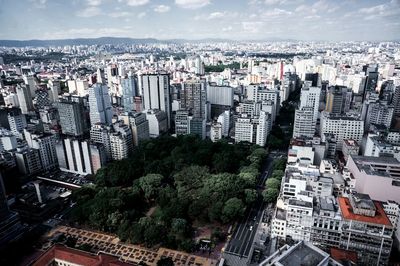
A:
[224,153,278,258]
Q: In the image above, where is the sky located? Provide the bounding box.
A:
[0,0,399,41]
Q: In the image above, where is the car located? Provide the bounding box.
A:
[249,226,253,231]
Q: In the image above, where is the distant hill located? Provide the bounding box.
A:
[0,37,237,47]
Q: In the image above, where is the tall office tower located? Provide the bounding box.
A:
[90,143,106,174]
[0,173,23,247]
[392,85,400,117]
[119,112,149,146]
[300,86,321,124]
[35,88,51,109]
[7,108,27,139]
[189,117,206,139]
[293,107,315,138]
[175,110,190,136]
[88,83,112,126]
[48,79,61,102]
[96,68,105,84]
[210,122,222,142]
[320,111,364,150]
[56,138,93,175]
[325,86,352,114]
[362,67,379,101]
[146,109,168,138]
[181,80,207,118]
[90,124,112,160]
[15,147,42,175]
[121,73,137,112]
[365,102,394,130]
[16,84,34,114]
[206,84,234,117]
[56,99,88,137]
[24,129,58,170]
[305,73,321,87]
[217,110,230,137]
[23,74,36,96]
[141,74,171,127]
[106,64,118,89]
[235,114,254,143]
[110,122,133,160]
[256,111,269,146]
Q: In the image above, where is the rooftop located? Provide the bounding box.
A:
[274,241,329,266]
[33,244,132,266]
[338,197,392,227]
[330,248,358,265]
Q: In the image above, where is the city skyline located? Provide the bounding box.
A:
[0,0,399,41]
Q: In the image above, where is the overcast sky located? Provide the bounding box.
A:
[0,0,399,41]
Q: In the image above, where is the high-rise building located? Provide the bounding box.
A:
[15,147,42,175]
[320,112,364,151]
[24,129,58,170]
[0,173,23,247]
[121,73,137,112]
[175,110,190,136]
[110,122,133,160]
[16,84,34,114]
[325,86,352,114]
[23,75,36,96]
[56,138,93,175]
[56,99,88,137]
[35,88,51,109]
[300,86,321,124]
[365,101,394,130]
[181,80,208,119]
[141,74,171,127]
[210,122,222,142]
[217,110,230,137]
[293,107,315,138]
[88,83,112,126]
[256,111,269,146]
[146,109,168,138]
[119,112,149,146]
[90,143,107,174]
[189,117,206,140]
[48,79,61,102]
[7,108,27,139]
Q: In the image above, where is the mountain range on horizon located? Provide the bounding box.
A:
[0,36,303,47]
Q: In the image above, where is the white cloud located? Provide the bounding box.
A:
[264,0,280,5]
[44,27,130,39]
[29,0,47,8]
[108,11,131,18]
[87,0,102,6]
[137,12,147,18]
[76,6,102,17]
[242,21,264,33]
[175,0,210,9]
[195,11,238,20]
[119,0,150,6]
[222,26,233,32]
[263,8,292,16]
[154,5,171,13]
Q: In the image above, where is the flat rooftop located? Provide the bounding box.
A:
[278,241,328,266]
[338,197,392,227]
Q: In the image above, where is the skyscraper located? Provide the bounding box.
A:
[141,74,171,127]
[16,84,34,114]
[56,99,88,137]
[121,73,137,112]
[88,83,112,126]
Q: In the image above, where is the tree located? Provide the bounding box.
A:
[171,218,187,236]
[139,174,163,200]
[265,178,281,190]
[222,198,244,223]
[244,189,257,205]
[262,188,279,203]
[157,257,174,266]
[271,170,284,180]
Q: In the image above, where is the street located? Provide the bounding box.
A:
[224,152,280,259]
